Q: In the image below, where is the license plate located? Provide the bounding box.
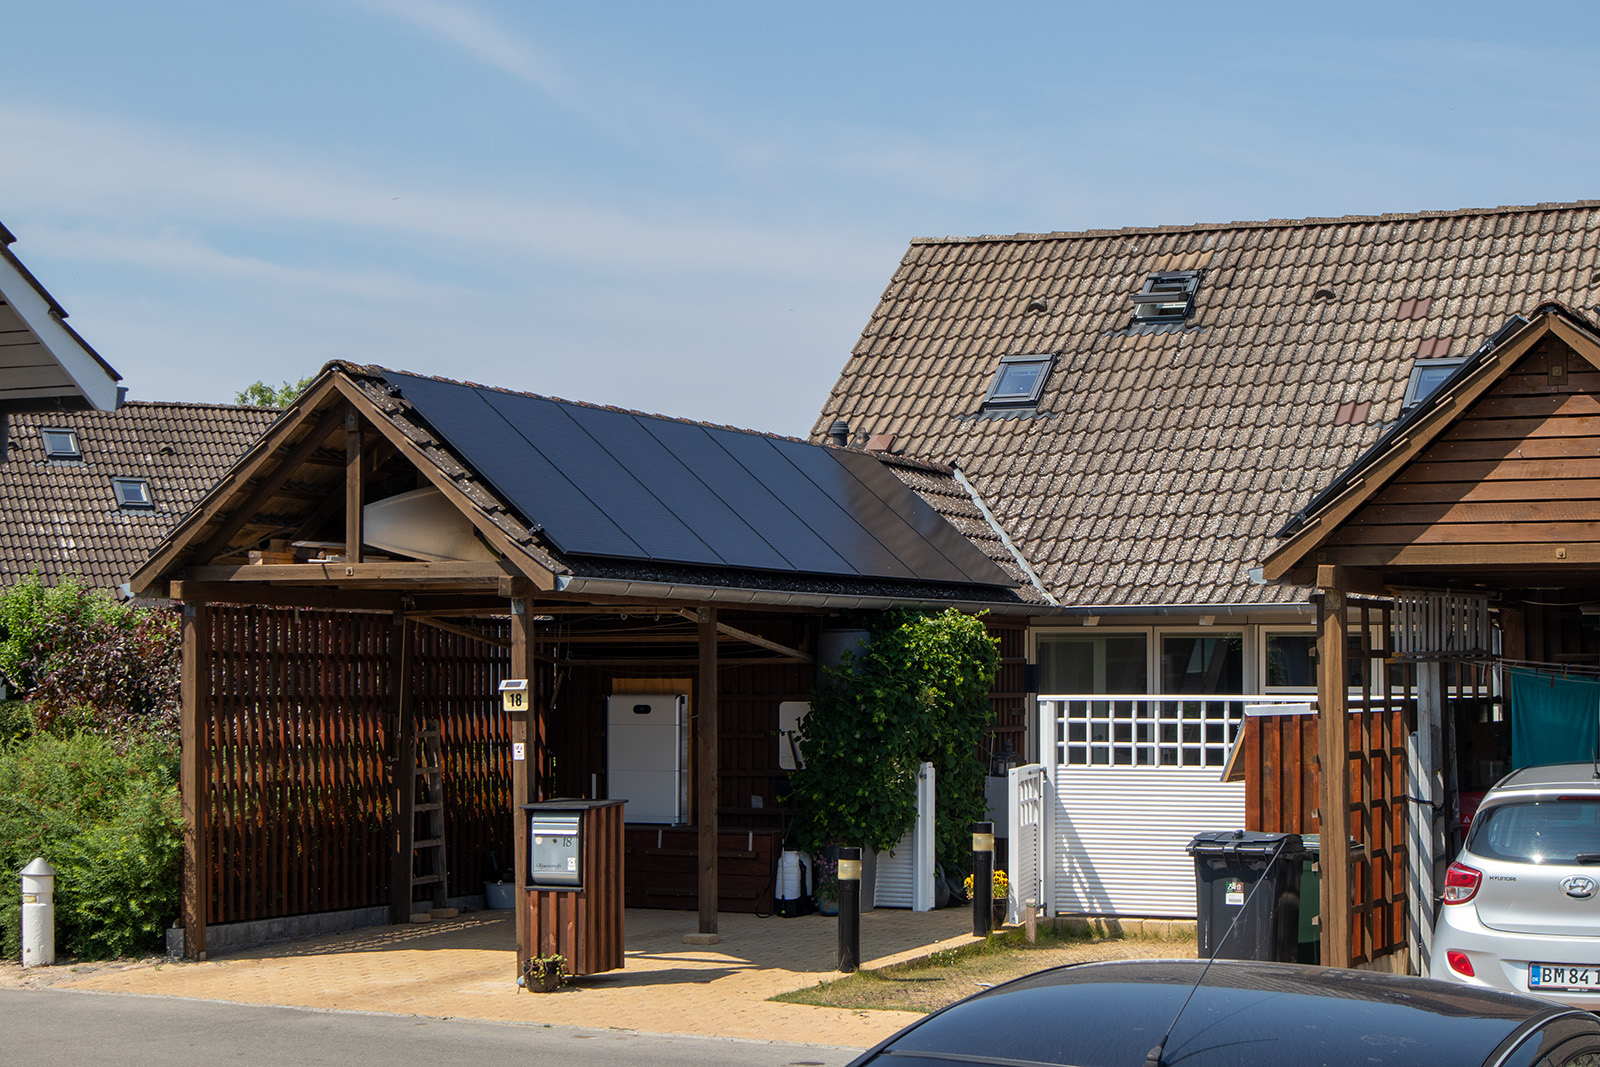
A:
[1530,964,1600,992]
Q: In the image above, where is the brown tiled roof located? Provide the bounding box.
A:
[814,201,1600,607]
[0,402,279,589]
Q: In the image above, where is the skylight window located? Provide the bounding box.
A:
[112,477,154,510]
[1403,356,1468,409]
[982,353,1054,408]
[40,428,81,461]
[1131,271,1202,324]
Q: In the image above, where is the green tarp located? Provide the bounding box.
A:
[1508,668,1600,769]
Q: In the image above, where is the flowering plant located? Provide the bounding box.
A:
[815,855,840,903]
[964,869,1009,900]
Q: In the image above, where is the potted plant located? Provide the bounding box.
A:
[965,869,1010,926]
[524,953,567,993]
[815,854,840,916]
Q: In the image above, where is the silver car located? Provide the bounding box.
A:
[1433,762,1600,1007]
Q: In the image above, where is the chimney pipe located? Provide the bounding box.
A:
[828,420,850,448]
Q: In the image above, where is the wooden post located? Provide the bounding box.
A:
[1316,571,1352,969]
[697,605,719,939]
[388,614,415,924]
[345,409,363,565]
[179,600,211,960]
[510,596,534,973]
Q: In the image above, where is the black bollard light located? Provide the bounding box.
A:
[972,822,995,937]
[837,846,861,972]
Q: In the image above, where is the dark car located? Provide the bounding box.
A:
[844,959,1600,1067]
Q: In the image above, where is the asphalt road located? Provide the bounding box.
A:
[0,988,861,1067]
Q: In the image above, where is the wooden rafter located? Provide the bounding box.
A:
[671,607,812,662]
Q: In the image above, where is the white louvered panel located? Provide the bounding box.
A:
[1051,767,1245,918]
[875,839,914,908]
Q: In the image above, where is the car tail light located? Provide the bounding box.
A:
[1443,861,1482,904]
[1447,950,1475,977]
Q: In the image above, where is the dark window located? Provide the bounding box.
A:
[1131,270,1201,324]
[1403,356,1468,408]
[982,353,1054,408]
[40,428,81,461]
[112,477,154,509]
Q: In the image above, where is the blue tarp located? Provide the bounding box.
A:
[1507,668,1600,769]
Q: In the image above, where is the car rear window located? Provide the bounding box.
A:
[1469,799,1600,865]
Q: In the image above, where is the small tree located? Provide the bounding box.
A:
[234,375,315,408]
[789,609,999,869]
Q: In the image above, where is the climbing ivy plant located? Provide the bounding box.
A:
[789,608,999,870]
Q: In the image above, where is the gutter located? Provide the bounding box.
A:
[552,575,1055,615]
[1049,603,1314,619]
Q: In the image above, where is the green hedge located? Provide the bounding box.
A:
[0,731,182,960]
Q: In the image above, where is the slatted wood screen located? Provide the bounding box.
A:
[986,617,1029,764]
[203,606,510,925]
[1243,599,1410,967]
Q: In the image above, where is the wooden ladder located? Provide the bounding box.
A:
[409,715,455,921]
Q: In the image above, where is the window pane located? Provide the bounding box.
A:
[994,362,1044,399]
[1266,633,1315,688]
[1160,634,1243,694]
[1038,633,1148,694]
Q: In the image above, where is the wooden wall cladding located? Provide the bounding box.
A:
[623,826,782,913]
[1331,340,1600,562]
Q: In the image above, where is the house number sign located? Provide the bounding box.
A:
[499,678,529,712]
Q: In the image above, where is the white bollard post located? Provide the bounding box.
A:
[20,857,56,967]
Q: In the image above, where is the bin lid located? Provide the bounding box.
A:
[1186,830,1307,859]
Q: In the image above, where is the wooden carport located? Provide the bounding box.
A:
[131,362,1044,968]
[1262,305,1600,973]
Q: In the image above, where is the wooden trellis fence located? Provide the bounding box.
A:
[200,605,509,926]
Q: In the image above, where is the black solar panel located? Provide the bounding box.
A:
[384,371,1014,587]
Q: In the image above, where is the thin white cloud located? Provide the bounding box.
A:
[0,104,890,281]
[27,226,450,303]
[341,0,567,95]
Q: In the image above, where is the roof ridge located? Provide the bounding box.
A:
[340,361,822,447]
[118,399,279,413]
[911,199,1600,247]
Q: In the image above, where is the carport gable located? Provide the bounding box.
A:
[133,362,1023,603]
[1264,308,1600,587]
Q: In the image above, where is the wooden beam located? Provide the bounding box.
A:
[510,597,538,976]
[187,405,348,566]
[389,615,415,924]
[184,560,513,584]
[345,408,363,566]
[179,601,211,960]
[1316,577,1352,969]
[672,608,813,662]
[169,581,402,612]
[697,605,719,938]
[331,377,559,592]
[411,615,512,648]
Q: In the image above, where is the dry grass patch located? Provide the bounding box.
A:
[772,923,1197,1014]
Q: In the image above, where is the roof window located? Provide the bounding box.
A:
[982,353,1054,408]
[40,428,81,461]
[1131,271,1201,324]
[1403,356,1469,409]
[112,477,154,510]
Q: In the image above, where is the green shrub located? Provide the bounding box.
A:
[0,574,179,744]
[790,609,999,869]
[0,731,182,960]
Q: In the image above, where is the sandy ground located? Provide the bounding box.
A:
[0,908,991,1048]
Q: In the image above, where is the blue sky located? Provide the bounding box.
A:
[4,1,1600,436]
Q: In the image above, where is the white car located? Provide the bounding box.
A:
[1432,762,1600,1007]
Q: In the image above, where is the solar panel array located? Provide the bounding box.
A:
[385,371,1014,587]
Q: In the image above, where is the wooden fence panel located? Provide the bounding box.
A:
[203,606,512,925]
